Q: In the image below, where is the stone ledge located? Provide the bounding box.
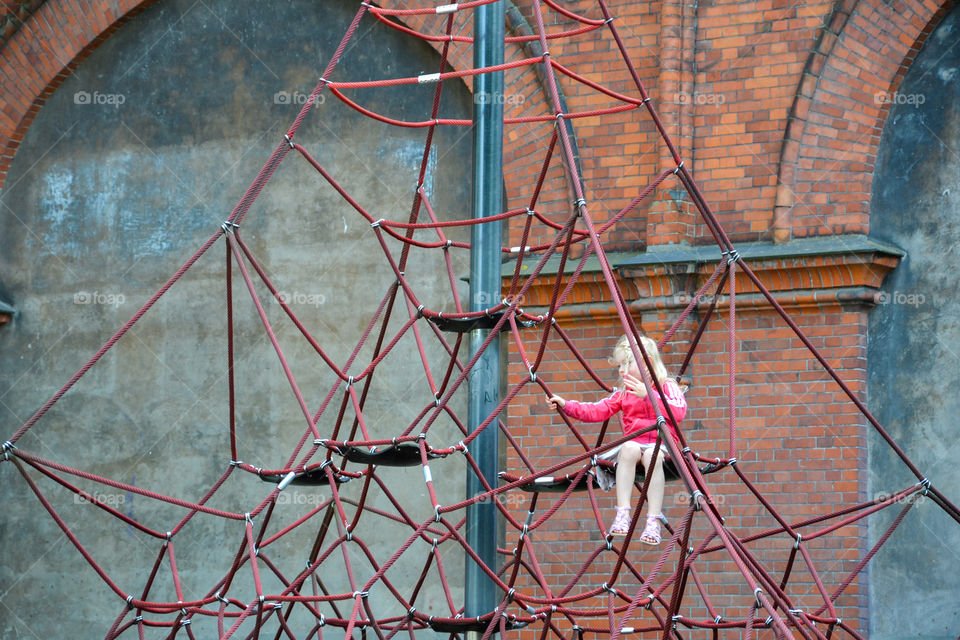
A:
[615,235,903,270]
[504,235,904,312]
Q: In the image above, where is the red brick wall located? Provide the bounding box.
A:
[503,252,881,631]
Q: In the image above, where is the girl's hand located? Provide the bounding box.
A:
[622,374,649,398]
[548,395,566,409]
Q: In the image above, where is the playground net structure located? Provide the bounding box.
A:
[3,1,959,639]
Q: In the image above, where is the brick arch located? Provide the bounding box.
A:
[0,0,162,189]
[772,0,956,241]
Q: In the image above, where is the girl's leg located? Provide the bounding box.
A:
[640,447,666,516]
[638,447,667,544]
[615,442,644,509]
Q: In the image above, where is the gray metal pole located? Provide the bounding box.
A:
[466,0,504,624]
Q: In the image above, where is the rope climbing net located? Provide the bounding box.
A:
[3,1,959,639]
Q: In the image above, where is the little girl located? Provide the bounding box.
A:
[548,334,687,544]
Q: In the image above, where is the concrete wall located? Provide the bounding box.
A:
[0,1,474,637]
[868,6,960,638]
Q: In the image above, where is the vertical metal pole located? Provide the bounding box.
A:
[466,0,504,625]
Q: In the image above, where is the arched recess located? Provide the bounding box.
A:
[772,0,956,241]
[0,0,162,187]
[867,4,960,635]
[0,1,476,636]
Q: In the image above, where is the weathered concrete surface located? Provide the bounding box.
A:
[0,1,475,637]
[868,6,960,638]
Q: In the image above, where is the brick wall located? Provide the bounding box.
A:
[502,244,893,632]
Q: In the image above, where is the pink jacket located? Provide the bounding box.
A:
[562,378,686,446]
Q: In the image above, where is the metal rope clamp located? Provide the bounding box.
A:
[690,490,704,511]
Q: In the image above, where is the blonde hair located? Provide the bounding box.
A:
[610,334,668,383]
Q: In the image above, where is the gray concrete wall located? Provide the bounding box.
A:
[868,6,960,638]
[0,1,474,637]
